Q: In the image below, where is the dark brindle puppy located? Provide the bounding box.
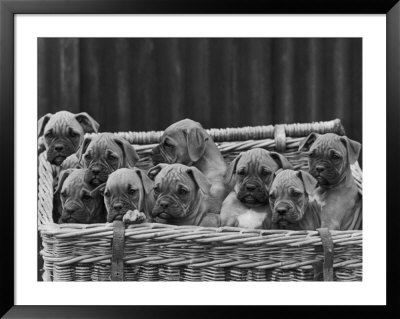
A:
[220,148,293,229]
[38,111,99,166]
[298,133,362,230]
[148,163,221,227]
[103,168,155,223]
[78,133,140,187]
[55,168,106,224]
[150,119,228,202]
[269,169,321,230]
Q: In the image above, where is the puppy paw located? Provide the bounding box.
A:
[122,210,147,224]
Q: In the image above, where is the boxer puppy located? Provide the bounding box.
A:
[38,111,99,165]
[220,148,293,229]
[298,133,362,230]
[78,133,140,187]
[55,168,106,224]
[103,168,155,223]
[269,169,321,230]
[151,119,228,202]
[148,163,221,227]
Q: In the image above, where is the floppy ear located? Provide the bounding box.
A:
[113,137,140,168]
[270,152,293,169]
[340,136,361,165]
[76,136,92,163]
[186,126,208,162]
[55,168,74,194]
[224,153,242,185]
[74,112,100,133]
[134,168,154,194]
[147,164,168,181]
[186,167,211,195]
[298,133,320,152]
[38,113,52,137]
[90,183,106,197]
[297,170,317,195]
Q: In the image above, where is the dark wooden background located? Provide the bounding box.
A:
[38,38,362,144]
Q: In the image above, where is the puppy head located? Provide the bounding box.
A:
[298,133,361,187]
[149,163,211,221]
[103,168,154,222]
[55,168,105,224]
[77,133,140,187]
[269,170,317,229]
[224,148,293,207]
[151,119,210,165]
[38,111,99,166]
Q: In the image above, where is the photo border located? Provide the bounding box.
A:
[1,0,399,317]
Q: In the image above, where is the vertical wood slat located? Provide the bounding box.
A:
[184,38,211,125]
[38,38,362,146]
[59,38,80,113]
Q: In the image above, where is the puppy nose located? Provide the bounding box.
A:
[160,202,169,209]
[54,144,64,152]
[113,203,123,211]
[91,167,101,175]
[246,184,256,191]
[276,207,287,215]
[316,165,325,173]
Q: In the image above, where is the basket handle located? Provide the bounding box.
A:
[313,228,334,281]
[111,220,125,281]
[274,124,286,152]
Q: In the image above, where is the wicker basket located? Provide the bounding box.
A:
[38,119,362,282]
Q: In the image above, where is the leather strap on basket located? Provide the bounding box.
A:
[111,220,125,281]
[274,125,286,153]
[313,228,334,281]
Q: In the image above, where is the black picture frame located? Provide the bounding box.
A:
[1,0,399,318]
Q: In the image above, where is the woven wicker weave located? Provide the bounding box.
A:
[38,119,362,282]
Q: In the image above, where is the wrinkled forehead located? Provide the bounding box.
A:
[272,171,304,192]
[155,168,194,189]
[87,135,119,153]
[107,170,141,190]
[162,127,186,142]
[45,112,82,133]
[62,171,90,194]
[311,134,346,154]
[238,149,277,170]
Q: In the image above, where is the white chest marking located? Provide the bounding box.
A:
[237,210,266,229]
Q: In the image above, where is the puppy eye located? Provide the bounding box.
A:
[291,191,302,198]
[108,153,117,161]
[60,191,67,198]
[269,193,276,200]
[69,130,79,138]
[261,170,270,176]
[308,151,316,158]
[128,188,137,195]
[45,132,53,139]
[164,141,174,148]
[153,186,160,196]
[331,153,341,160]
[104,191,111,198]
[178,188,188,195]
[84,153,92,161]
[237,170,245,176]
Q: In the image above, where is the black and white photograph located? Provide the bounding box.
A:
[37,37,363,283]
